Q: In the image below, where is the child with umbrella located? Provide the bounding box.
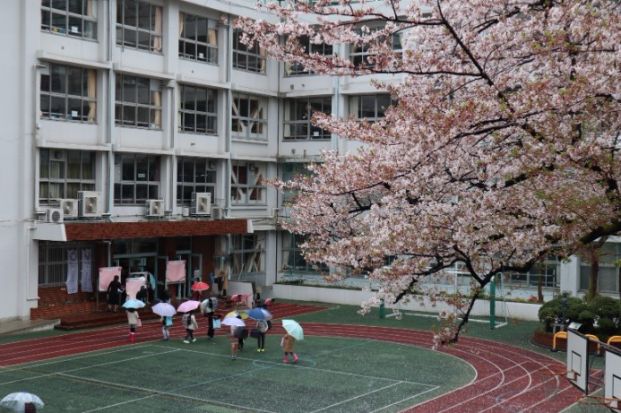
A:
[123,299,145,343]
[281,319,303,363]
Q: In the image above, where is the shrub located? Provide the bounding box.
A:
[538,293,587,332]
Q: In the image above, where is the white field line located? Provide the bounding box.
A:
[151,343,437,388]
[309,381,406,413]
[0,349,179,386]
[369,385,441,413]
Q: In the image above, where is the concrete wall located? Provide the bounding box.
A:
[272,284,542,321]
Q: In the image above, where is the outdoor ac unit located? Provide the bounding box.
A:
[192,192,211,216]
[78,191,100,217]
[46,208,63,224]
[59,199,79,218]
[145,199,164,217]
[211,206,224,220]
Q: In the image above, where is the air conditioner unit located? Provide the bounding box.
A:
[211,206,224,220]
[78,191,100,217]
[46,208,64,224]
[58,199,79,218]
[192,192,211,216]
[145,199,164,217]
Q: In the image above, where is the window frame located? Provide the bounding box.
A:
[178,12,218,64]
[176,157,217,207]
[178,84,218,135]
[283,96,332,141]
[349,94,393,122]
[39,149,96,205]
[115,0,163,53]
[284,35,333,76]
[40,63,97,123]
[114,153,161,205]
[349,24,403,69]
[41,0,98,40]
[231,162,267,206]
[231,93,268,141]
[38,242,94,287]
[115,73,162,129]
[231,233,265,276]
[232,29,266,74]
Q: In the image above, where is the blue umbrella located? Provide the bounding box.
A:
[248,307,272,321]
[122,299,146,309]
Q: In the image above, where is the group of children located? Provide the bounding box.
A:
[126,298,299,363]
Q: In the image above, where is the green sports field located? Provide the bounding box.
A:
[0,335,474,413]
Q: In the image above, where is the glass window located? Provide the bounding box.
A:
[116,0,162,53]
[504,256,560,288]
[41,0,97,40]
[283,97,331,140]
[39,149,96,204]
[281,162,309,204]
[114,153,160,205]
[281,232,328,274]
[231,162,266,205]
[231,233,265,276]
[38,242,94,286]
[285,35,333,76]
[115,74,161,129]
[579,244,621,293]
[176,157,217,206]
[231,93,267,141]
[232,29,265,73]
[350,24,402,69]
[349,94,392,122]
[40,64,97,123]
[179,13,218,64]
[178,85,217,135]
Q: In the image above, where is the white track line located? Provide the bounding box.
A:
[309,381,408,413]
[370,385,441,413]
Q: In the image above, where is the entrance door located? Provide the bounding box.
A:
[174,252,203,298]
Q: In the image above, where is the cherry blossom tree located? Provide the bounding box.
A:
[237,1,621,343]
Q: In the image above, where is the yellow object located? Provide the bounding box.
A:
[585,334,601,354]
[552,331,567,351]
[225,310,249,320]
[607,336,621,346]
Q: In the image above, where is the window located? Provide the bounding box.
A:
[176,157,217,206]
[231,234,265,276]
[178,85,217,134]
[114,154,160,205]
[284,35,333,76]
[505,257,560,288]
[231,94,267,140]
[281,162,309,203]
[39,149,96,204]
[350,27,402,68]
[41,0,97,40]
[349,94,392,122]
[233,29,266,73]
[283,97,331,140]
[38,242,93,286]
[281,232,325,273]
[231,162,266,205]
[116,0,162,53]
[579,244,621,293]
[179,13,218,64]
[115,74,162,129]
[40,64,97,123]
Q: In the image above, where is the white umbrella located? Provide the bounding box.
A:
[222,317,245,327]
[151,302,176,317]
[0,392,44,412]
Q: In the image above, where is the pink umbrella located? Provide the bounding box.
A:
[191,281,210,292]
[177,300,200,313]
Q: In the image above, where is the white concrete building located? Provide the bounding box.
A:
[0,0,619,322]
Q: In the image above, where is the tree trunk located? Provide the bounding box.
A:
[537,275,544,303]
[588,248,599,300]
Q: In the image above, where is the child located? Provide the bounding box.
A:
[255,318,269,352]
[229,324,240,360]
[126,308,140,343]
[281,334,298,364]
[161,315,173,341]
[182,310,198,343]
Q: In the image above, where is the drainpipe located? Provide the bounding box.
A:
[225,15,232,218]
[106,0,114,215]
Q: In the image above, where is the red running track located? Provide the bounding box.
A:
[0,319,583,412]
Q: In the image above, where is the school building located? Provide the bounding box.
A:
[0,0,620,322]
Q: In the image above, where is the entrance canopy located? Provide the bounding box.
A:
[64,219,250,241]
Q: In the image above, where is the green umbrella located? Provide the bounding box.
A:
[282,319,304,341]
